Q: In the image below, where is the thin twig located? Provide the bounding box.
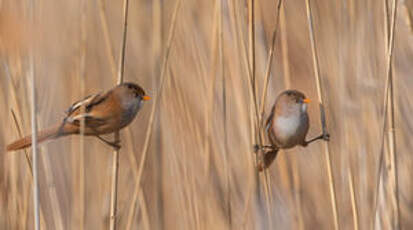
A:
[10,112,32,173]
[258,1,284,221]
[109,0,130,229]
[373,0,400,229]
[28,1,40,226]
[348,168,359,230]
[304,0,339,229]
[73,0,87,228]
[123,129,151,230]
[280,4,291,89]
[97,1,152,228]
[127,0,181,227]
[248,0,256,97]
[97,0,117,78]
[6,58,47,229]
[259,0,282,124]
[10,110,48,229]
[226,0,257,223]
[203,0,219,176]
[247,0,261,149]
[258,2,282,215]
[279,4,304,229]
[218,0,232,227]
[29,53,40,230]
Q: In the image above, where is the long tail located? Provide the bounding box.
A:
[7,124,76,151]
[258,149,279,171]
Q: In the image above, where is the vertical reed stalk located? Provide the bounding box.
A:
[39,137,64,230]
[137,187,151,230]
[218,0,232,227]
[126,1,181,228]
[29,41,40,230]
[247,0,273,227]
[28,0,39,228]
[10,110,46,229]
[230,0,255,157]
[348,168,359,230]
[247,0,261,147]
[97,0,117,78]
[96,1,156,228]
[109,0,130,229]
[280,3,290,89]
[203,0,219,176]
[279,4,304,229]
[304,0,339,229]
[258,3,283,207]
[248,0,256,95]
[385,1,400,228]
[227,0,258,223]
[73,0,87,228]
[6,65,32,171]
[259,0,282,121]
[378,0,400,228]
[373,0,399,228]
[125,140,150,230]
[258,2,283,217]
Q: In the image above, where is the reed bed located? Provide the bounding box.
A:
[1,0,413,229]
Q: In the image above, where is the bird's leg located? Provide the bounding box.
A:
[253,144,277,153]
[304,133,330,146]
[95,135,121,150]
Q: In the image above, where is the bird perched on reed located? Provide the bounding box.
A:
[7,82,150,151]
[255,90,329,171]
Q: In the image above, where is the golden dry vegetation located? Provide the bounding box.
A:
[1,0,413,229]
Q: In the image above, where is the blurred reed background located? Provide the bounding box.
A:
[1,0,413,229]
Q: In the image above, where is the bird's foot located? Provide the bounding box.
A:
[253,144,276,153]
[109,141,121,150]
[323,133,330,141]
[253,144,260,153]
[305,133,330,145]
[108,139,121,150]
[96,135,121,150]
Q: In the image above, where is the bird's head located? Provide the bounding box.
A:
[123,82,151,102]
[276,90,310,114]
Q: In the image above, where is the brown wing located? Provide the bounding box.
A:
[64,92,108,128]
[67,93,99,116]
[265,104,277,146]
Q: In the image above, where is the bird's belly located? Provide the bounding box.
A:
[273,116,304,148]
[84,105,141,135]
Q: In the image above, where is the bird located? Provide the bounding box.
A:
[255,90,329,171]
[7,82,150,151]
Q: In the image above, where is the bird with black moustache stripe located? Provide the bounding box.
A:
[7,82,150,151]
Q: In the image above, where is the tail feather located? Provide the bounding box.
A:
[7,125,63,151]
[258,149,279,171]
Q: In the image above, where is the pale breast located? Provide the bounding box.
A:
[273,115,301,139]
[272,113,307,148]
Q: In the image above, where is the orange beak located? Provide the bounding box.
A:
[143,95,151,101]
[303,98,311,104]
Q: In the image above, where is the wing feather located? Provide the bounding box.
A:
[64,92,108,129]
